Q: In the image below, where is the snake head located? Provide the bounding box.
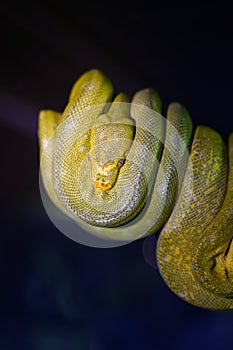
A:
[92,158,125,190]
[89,122,134,191]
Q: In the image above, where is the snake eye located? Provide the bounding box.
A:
[117,159,125,167]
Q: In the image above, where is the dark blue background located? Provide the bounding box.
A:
[1,2,233,349]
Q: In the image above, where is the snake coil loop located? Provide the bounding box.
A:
[39,69,233,310]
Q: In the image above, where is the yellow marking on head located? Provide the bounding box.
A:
[94,179,113,190]
[93,159,125,191]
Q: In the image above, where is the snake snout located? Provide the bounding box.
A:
[94,178,112,190]
[93,160,125,191]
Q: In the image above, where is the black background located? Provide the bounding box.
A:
[1,1,233,349]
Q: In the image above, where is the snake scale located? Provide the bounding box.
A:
[38,69,233,310]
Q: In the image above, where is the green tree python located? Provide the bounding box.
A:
[38,69,233,310]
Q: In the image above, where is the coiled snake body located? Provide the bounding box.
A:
[39,69,233,310]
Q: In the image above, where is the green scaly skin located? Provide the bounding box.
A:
[39,69,233,310]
